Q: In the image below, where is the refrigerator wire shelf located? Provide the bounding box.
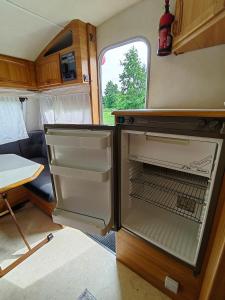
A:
[129,162,209,223]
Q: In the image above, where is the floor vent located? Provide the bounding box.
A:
[86,231,115,253]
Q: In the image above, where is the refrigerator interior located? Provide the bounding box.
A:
[45,128,114,235]
[120,130,222,266]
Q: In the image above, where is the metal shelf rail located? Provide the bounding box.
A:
[129,162,209,223]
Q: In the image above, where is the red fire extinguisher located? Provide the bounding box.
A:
[157,0,174,56]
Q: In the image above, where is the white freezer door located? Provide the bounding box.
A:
[45,126,115,235]
[129,132,219,178]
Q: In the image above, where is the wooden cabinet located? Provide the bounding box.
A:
[173,0,225,54]
[0,186,28,214]
[116,230,201,300]
[0,55,36,89]
[35,20,89,89]
[36,54,61,88]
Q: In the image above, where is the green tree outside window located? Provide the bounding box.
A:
[102,46,147,125]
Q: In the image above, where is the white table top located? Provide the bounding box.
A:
[0,154,44,193]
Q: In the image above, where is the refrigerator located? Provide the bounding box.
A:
[44,121,225,272]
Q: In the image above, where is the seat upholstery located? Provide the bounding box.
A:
[0,131,54,203]
[0,140,21,155]
[25,156,54,202]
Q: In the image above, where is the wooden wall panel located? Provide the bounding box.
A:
[87,24,100,124]
[173,0,225,54]
[0,186,28,215]
[199,175,225,300]
[27,189,55,216]
[116,230,201,300]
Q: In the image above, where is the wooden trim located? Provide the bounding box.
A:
[173,9,225,54]
[87,23,100,124]
[35,19,90,87]
[116,229,202,300]
[199,175,225,300]
[0,165,44,194]
[0,54,37,89]
[36,20,76,61]
[0,186,28,214]
[116,172,225,300]
[0,53,34,65]
[27,189,55,216]
[112,109,225,118]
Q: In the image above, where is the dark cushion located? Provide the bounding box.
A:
[41,134,48,158]
[19,130,47,159]
[0,130,54,203]
[25,157,54,202]
[0,140,21,155]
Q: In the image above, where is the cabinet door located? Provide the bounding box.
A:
[174,0,220,38]
[173,0,225,53]
[8,60,30,84]
[0,59,10,82]
[0,57,30,86]
[45,124,119,235]
[36,54,61,88]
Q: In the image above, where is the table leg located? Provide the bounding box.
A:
[2,193,31,251]
[0,193,54,278]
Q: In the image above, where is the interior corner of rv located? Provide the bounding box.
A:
[1,1,225,299]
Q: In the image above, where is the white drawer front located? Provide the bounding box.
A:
[129,132,219,177]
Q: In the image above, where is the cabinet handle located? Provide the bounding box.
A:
[172,0,183,36]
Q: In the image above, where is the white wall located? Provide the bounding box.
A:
[97,0,225,109]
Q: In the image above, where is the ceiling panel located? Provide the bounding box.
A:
[0,1,61,60]
[7,0,142,26]
[0,0,142,60]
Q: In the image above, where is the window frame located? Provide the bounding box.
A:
[98,36,151,124]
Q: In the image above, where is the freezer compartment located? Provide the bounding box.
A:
[129,132,218,178]
[121,160,211,266]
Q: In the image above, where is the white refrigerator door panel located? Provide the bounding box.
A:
[45,127,114,235]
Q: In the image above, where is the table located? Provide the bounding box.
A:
[0,154,53,277]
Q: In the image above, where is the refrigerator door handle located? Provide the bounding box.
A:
[145,134,190,145]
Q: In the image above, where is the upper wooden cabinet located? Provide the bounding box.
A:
[0,55,36,89]
[35,20,89,89]
[36,54,61,88]
[172,0,225,54]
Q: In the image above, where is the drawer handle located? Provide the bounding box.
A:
[146,135,190,145]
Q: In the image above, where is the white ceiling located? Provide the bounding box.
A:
[0,0,142,61]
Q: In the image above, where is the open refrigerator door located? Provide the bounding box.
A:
[45,125,118,235]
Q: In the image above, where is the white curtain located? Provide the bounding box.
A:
[39,86,92,125]
[39,95,55,125]
[0,96,28,145]
[23,96,42,131]
[54,93,92,124]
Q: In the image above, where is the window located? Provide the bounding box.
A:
[99,38,150,125]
